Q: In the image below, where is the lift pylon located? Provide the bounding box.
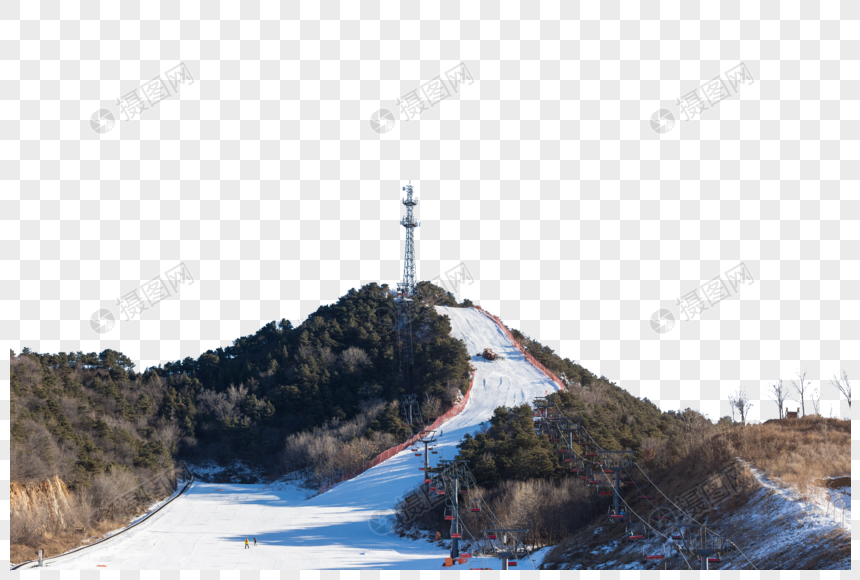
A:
[481,528,529,570]
[401,393,425,432]
[678,523,733,570]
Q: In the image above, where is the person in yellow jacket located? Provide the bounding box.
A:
[244,538,250,549]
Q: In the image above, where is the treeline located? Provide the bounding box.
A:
[434,327,741,546]
[11,281,473,559]
[11,282,473,484]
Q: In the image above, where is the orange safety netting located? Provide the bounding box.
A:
[320,305,562,493]
[473,305,565,390]
[319,368,477,492]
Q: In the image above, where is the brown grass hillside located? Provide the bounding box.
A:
[676,416,849,495]
[543,416,851,570]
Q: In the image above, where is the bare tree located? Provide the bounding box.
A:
[791,369,811,417]
[678,409,705,455]
[811,386,821,416]
[728,387,754,427]
[768,379,790,420]
[341,346,370,368]
[830,370,851,409]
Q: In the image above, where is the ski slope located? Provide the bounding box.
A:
[44,307,560,570]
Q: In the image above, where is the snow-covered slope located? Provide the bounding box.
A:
[43,307,560,570]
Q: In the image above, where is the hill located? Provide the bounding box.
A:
[10,281,472,563]
[540,416,851,570]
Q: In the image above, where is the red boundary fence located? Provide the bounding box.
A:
[318,305,562,493]
[473,305,565,391]
[319,368,477,493]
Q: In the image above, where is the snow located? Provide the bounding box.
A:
[551,459,851,570]
[40,307,561,570]
[740,461,851,533]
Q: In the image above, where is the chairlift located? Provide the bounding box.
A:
[626,523,645,540]
[424,478,432,484]
[444,506,455,520]
[451,533,462,539]
[608,505,626,523]
[487,533,497,540]
[431,450,438,454]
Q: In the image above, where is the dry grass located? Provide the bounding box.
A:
[11,469,176,565]
[707,416,849,494]
[543,416,851,570]
[11,514,131,565]
[649,416,850,499]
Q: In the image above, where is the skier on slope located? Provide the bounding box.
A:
[245,538,249,549]
[254,538,257,547]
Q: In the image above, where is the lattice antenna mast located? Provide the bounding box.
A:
[397,181,419,297]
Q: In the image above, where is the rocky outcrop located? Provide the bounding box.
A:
[11,476,72,530]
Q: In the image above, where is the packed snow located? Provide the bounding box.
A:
[38,307,560,570]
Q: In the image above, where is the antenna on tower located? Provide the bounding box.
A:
[397,181,419,298]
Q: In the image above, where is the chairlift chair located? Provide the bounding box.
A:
[608,505,626,523]
[597,482,614,497]
[626,522,645,540]
[637,485,654,500]
[444,506,455,521]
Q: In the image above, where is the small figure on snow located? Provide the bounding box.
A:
[254,538,257,547]
[244,538,249,549]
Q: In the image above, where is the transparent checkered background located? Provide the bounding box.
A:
[2,0,858,573]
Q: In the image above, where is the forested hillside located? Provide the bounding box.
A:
[11,282,472,561]
[12,282,473,483]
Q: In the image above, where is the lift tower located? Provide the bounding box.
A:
[397,181,419,297]
[418,430,437,480]
[401,394,424,432]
